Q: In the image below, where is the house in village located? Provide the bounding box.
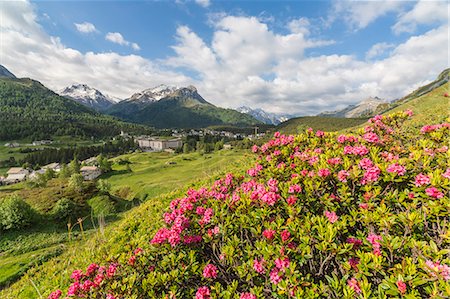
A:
[29,169,46,181]
[136,137,183,152]
[32,140,53,146]
[4,167,30,184]
[4,142,19,148]
[80,166,102,180]
[42,162,62,172]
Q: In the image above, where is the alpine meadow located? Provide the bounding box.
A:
[0,1,449,299]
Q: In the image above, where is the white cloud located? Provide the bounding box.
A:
[330,0,406,30]
[195,0,210,8]
[392,0,449,34]
[74,22,98,34]
[287,17,311,35]
[105,32,140,51]
[0,1,190,99]
[167,14,447,115]
[366,42,395,59]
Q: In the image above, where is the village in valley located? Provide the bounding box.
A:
[0,128,266,186]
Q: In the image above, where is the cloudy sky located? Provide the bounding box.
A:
[0,0,448,115]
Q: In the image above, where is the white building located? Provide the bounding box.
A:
[4,167,30,184]
[32,140,52,146]
[42,162,61,172]
[137,138,183,152]
[80,166,102,180]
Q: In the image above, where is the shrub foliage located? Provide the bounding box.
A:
[0,195,36,231]
[48,111,449,299]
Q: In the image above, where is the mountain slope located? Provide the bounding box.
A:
[319,96,389,118]
[0,77,150,140]
[0,65,16,79]
[276,116,368,134]
[59,84,118,111]
[236,106,292,125]
[107,85,261,128]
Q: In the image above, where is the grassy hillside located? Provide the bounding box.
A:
[277,116,368,134]
[0,78,151,140]
[0,149,252,296]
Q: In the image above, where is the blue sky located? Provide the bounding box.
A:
[1,0,448,115]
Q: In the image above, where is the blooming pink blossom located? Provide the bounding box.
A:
[324,211,338,223]
[327,157,342,165]
[425,187,444,199]
[240,293,256,299]
[361,166,381,185]
[318,168,331,177]
[425,260,450,280]
[287,195,297,205]
[288,184,302,193]
[270,269,282,284]
[397,280,407,294]
[363,132,379,143]
[346,237,362,249]
[47,290,62,299]
[349,258,359,270]
[85,263,99,276]
[263,229,276,240]
[70,269,83,281]
[196,286,211,299]
[253,258,265,274]
[359,158,373,169]
[443,168,450,179]
[274,257,290,271]
[202,264,217,279]
[347,278,361,293]
[387,163,406,176]
[367,233,382,256]
[281,230,291,242]
[316,130,324,137]
[415,173,430,186]
[337,170,350,182]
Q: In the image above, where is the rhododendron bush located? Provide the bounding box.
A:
[49,111,450,298]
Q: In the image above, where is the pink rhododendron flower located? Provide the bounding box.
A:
[359,203,369,209]
[270,269,282,284]
[361,166,381,185]
[318,168,331,177]
[337,135,346,143]
[240,293,256,299]
[107,263,118,278]
[274,257,290,271]
[443,168,450,179]
[324,211,338,223]
[281,230,291,242]
[47,290,62,299]
[415,173,430,186]
[251,145,258,153]
[349,258,359,269]
[359,158,373,169]
[287,195,297,205]
[253,258,265,274]
[425,260,450,280]
[85,263,99,276]
[387,163,406,176]
[261,191,280,206]
[337,170,350,182]
[67,281,80,296]
[405,109,413,116]
[70,269,83,281]
[397,280,407,294]
[134,248,143,255]
[316,130,324,137]
[367,233,382,256]
[196,286,211,299]
[425,187,444,199]
[363,132,379,143]
[348,278,361,293]
[203,264,218,279]
[288,184,302,193]
[263,229,276,240]
[327,157,342,165]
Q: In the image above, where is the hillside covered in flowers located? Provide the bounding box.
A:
[47,110,449,298]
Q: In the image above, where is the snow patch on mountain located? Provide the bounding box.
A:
[236,106,292,125]
[59,84,119,110]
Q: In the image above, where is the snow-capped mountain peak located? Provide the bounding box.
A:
[59,84,120,111]
[236,106,292,125]
[127,85,201,103]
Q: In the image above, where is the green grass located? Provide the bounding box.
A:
[0,149,252,297]
[104,150,252,200]
[277,116,368,135]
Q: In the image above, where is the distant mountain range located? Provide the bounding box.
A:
[236,106,292,125]
[0,65,151,140]
[318,96,390,118]
[59,84,120,111]
[106,85,261,129]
